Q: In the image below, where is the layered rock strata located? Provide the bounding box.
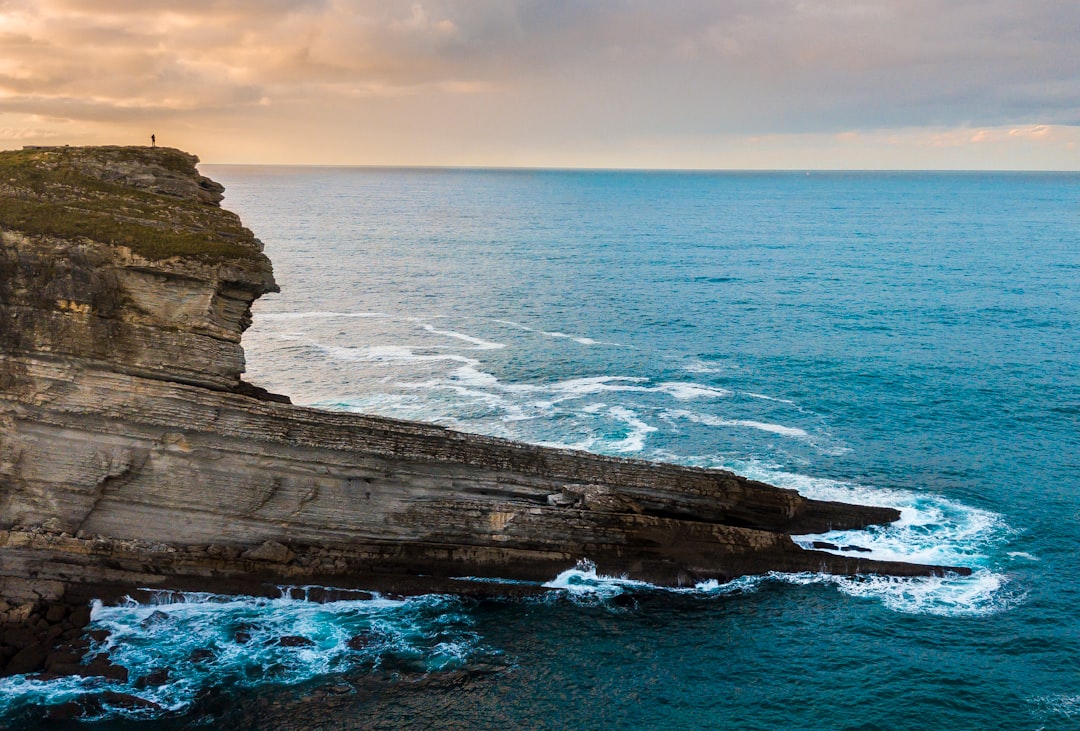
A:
[0,147,969,673]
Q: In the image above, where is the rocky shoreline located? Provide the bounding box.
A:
[0,146,970,689]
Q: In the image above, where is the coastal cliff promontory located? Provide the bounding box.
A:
[0,146,968,675]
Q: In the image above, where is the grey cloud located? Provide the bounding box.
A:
[1,0,1077,133]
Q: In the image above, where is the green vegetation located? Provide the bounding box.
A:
[0,146,261,263]
[0,197,255,262]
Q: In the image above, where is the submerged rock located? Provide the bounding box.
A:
[0,145,970,668]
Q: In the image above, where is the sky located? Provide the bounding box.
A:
[0,0,1078,169]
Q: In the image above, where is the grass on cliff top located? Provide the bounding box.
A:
[0,146,261,262]
[0,197,257,262]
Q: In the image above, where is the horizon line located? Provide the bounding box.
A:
[199,162,1080,174]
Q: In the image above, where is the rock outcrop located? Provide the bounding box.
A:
[0,146,969,667]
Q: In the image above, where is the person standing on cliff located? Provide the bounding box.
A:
[151,134,156,147]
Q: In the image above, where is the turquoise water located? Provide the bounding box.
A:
[2,169,1078,729]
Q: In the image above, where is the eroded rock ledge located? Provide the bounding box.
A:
[0,146,969,673]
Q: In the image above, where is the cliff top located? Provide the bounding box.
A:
[0,145,264,263]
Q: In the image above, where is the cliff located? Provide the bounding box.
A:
[0,147,968,673]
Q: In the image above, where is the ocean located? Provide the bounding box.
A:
[2,168,1078,729]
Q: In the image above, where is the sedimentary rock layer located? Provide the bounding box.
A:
[0,146,969,638]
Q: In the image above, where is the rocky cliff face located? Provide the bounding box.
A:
[0,146,967,657]
[0,146,276,393]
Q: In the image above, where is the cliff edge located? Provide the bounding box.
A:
[0,146,969,674]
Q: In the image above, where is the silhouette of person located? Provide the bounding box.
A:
[151,134,156,147]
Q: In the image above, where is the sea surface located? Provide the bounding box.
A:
[3,168,1078,729]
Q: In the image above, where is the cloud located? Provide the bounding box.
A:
[0,0,1077,166]
[1009,124,1052,140]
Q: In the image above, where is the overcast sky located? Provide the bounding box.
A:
[1,0,1077,168]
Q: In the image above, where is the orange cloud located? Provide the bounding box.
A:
[0,1,1077,168]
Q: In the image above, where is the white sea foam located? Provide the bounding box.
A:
[656,382,732,400]
[542,560,651,604]
[483,318,614,346]
[605,406,658,453]
[321,344,481,367]
[416,323,506,350]
[1030,693,1080,719]
[695,569,1017,617]
[491,318,535,331]
[548,376,650,397]
[682,361,729,374]
[663,409,809,438]
[0,589,486,721]
[541,331,603,346]
[733,464,1016,615]
[743,391,797,405]
[448,364,501,388]
[542,557,1012,617]
[725,419,808,437]
[829,570,1017,616]
[739,466,1011,571]
[258,310,386,320]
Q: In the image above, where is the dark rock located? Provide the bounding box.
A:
[45,604,67,623]
[69,605,93,629]
[234,379,292,404]
[134,667,171,689]
[347,633,374,652]
[5,641,47,675]
[100,690,162,712]
[812,541,840,551]
[234,630,252,644]
[276,635,314,647]
[189,648,214,662]
[88,629,111,643]
[46,700,85,721]
[102,663,129,683]
[44,662,85,677]
[84,653,128,683]
[243,540,295,564]
[2,627,37,650]
[140,609,171,628]
[842,544,874,553]
[546,492,577,507]
[45,649,84,670]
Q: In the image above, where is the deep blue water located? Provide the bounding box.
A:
[3,169,1078,729]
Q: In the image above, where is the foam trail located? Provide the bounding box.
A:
[743,392,797,405]
[416,323,506,350]
[485,318,618,346]
[664,409,809,437]
[540,558,1014,617]
[490,318,536,332]
[687,569,1019,617]
[320,344,481,367]
[540,331,603,346]
[682,361,728,374]
[259,311,386,320]
[605,406,657,453]
[657,382,732,400]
